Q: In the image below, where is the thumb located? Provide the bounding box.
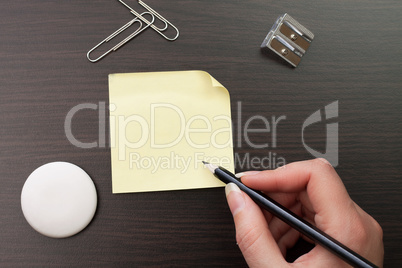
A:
[225,183,287,268]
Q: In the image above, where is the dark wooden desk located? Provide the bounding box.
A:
[1,0,401,266]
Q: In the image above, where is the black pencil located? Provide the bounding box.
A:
[202,161,377,268]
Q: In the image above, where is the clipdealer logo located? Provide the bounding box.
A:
[64,101,339,170]
[302,101,339,167]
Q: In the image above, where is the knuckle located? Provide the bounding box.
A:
[370,216,383,240]
[374,220,384,239]
[236,226,264,255]
[346,205,384,250]
[352,220,370,246]
[349,213,382,249]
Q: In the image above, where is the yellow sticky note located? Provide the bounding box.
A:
[109,71,234,193]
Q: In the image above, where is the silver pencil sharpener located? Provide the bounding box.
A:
[261,13,314,67]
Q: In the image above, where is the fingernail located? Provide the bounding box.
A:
[225,182,241,196]
[235,171,261,178]
[316,157,333,167]
[225,183,245,216]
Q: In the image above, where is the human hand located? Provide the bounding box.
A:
[225,158,384,267]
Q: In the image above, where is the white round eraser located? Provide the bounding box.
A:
[21,162,97,238]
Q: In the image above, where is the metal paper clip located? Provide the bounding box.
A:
[119,0,179,41]
[261,13,314,67]
[87,12,156,62]
[87,0,179,62]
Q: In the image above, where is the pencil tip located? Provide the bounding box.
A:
[203,161,217,173]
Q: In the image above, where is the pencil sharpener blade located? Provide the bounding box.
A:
[261,13,314,67]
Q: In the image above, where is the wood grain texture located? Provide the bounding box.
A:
[0,0,401,266]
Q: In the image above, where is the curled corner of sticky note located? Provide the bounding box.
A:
[193,70,225,90]
[191,71,230,105]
